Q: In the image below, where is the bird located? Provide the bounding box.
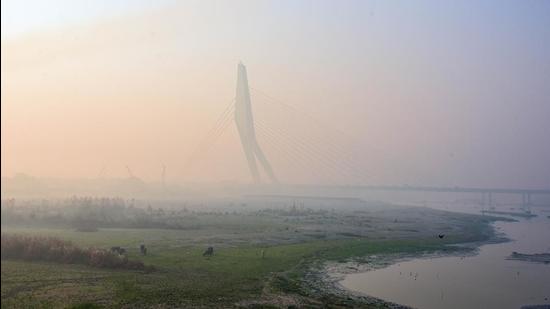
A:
[438,234,445,239]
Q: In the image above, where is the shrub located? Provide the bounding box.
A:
[1,233,154,271]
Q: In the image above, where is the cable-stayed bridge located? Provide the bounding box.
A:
[184,62,374,185]
[184,63,550,207]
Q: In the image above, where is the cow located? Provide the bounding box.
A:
[110,246,126,255]
[203,247,214,257]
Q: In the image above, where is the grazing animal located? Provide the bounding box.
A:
[110,246,126,255]
[140,244,147,256]
[203,247,214,257]
[438,234,445,239]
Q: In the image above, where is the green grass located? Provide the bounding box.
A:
[1,219,495,308]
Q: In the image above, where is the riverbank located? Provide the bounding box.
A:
[482,209,537,218]
[294,219,511,308]
[1,205,511,308]
[321,212,550,309]
[508,252,550,264]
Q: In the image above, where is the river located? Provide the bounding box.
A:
[340,204,550,309]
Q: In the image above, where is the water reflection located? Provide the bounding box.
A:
[341,206,550,309]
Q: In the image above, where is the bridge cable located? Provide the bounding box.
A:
[250,88,404,172]
[255,118,372,184]
[254,116,377,183]
[254,123,336,183]
[183,101,235,173]
[255,116,378,184]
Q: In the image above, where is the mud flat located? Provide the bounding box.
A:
[302,238,498,307]
[333,214,550,309]
[508,252,550,264]
[482,209,537,218]
[295,220,509,308]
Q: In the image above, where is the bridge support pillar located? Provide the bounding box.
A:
[480,192,486,208]
[480,192,493,209]
[520,193,531,211]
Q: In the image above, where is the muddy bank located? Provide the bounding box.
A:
[508,252,550,264]
[300,223,509,308]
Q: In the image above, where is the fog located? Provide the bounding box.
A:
[2,0,550,189]
[2,1,550,308]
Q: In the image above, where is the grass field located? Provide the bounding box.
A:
[1,207,500,308]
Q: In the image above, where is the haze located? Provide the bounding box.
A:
[2,0,550,188]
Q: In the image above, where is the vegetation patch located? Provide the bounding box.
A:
[1,198,509,308]
[1,234,154,272]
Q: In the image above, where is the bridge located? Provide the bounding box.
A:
[185,63,550,208]
[308,185,550,208]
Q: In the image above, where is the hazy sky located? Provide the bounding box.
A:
[2,0,550,188]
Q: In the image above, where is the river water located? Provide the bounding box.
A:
[340,205,550,309]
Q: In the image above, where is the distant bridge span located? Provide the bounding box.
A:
[308,185,550,208]
[190,65,550,202]
[333,185,550,195]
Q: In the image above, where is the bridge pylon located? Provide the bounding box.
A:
[235,62,278,184]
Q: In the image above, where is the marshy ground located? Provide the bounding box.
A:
[1,199,505,308]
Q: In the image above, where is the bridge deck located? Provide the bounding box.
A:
[304,185,550,195]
